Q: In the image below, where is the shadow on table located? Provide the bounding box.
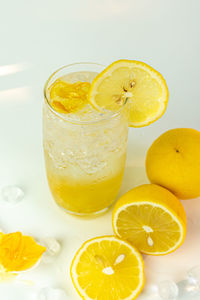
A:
[119,143,149,197]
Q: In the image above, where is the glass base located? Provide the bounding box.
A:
[57,201,115,218]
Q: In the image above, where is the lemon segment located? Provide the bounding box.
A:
[70,236,145,300]
[88,60,169,127]
[112,184,187,255]
[50,80,91,114]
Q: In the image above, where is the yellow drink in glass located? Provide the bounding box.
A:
[43,63,129,216]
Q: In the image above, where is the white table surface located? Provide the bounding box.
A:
[0,0,200,299]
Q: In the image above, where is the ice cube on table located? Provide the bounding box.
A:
[37,287,68,300]
[142,284,159,299]
[42,237,61,255]
[158,280,179,300]
[39,237,61,263]
[187,265,200,286]
[1,185,24,204]
[177,279,199,298]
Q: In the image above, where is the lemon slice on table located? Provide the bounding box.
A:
[71,236,145,300]
[50,80,90,114]
[89,60,169,127]
[112,184,187,255]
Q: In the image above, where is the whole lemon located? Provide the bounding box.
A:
[146,128,200,199]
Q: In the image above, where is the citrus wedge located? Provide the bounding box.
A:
[112,184,187,255]
[89,60,169,127]
[71,236,145,300]
[0,232,46,271]
[50,80,90,114]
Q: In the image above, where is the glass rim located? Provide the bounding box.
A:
[43,62,128,125]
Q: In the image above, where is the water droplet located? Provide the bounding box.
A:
[158,280,179,300]
[37,287,68,300]
[147,236,154,247]
[1,185,24,204]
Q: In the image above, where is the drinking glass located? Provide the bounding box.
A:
[43,63,129,216]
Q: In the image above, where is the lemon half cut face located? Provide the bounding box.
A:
[112,184,187,255]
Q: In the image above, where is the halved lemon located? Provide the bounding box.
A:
[112,184,187,255]
[89,60,169,127]
[70,236,145,300]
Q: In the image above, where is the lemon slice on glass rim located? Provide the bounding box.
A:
[88,60,169,127]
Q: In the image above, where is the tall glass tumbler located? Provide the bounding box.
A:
[43,63,129,216]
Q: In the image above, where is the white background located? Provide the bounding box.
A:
[0,0,200,299]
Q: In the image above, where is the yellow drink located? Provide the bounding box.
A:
[43,63,129,215]
[45,162,125,214]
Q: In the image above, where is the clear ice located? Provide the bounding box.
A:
[39,237,61,263]
[158,280,179,300]
[37,287,68,300]
[1,185,24,204]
